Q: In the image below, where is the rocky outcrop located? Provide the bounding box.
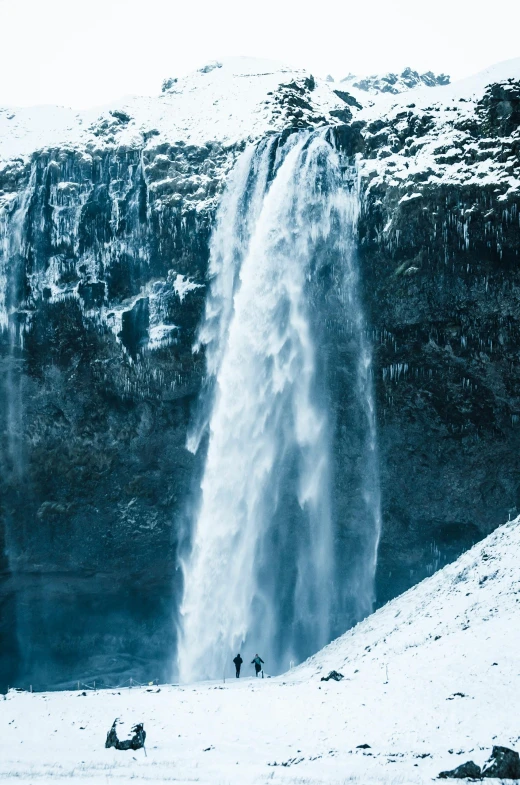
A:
[482,745,520,778]
[438,759,482,779]
[341,67,450,95]
[105,719,146,751]
[439,745,520,779]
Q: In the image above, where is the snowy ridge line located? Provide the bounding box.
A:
[350,55,520,112]
[0,57,349,164]
[338,66,451,95]
[2,56,519,223]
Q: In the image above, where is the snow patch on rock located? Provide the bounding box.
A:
[172,273,203,303]
[357,58,520,197]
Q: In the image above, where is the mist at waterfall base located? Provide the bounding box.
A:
[178,131,381,684]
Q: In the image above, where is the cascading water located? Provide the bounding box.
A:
[186,136,278,452]
[0,165,38,686]
[178,130,381,683]
[0,165,37,479]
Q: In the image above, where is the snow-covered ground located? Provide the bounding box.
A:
[1,518,518,783]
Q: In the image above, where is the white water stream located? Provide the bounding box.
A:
[178,132,380,682]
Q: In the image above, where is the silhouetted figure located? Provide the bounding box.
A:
[251,654,264,677]
[233,653,243,678]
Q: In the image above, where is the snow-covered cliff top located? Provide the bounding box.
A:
[355,57,520,198]
[1,55,519,198]
[0,57,346,163]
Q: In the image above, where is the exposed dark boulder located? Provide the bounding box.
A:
[333,89,363,110]
[105,719,146,751]
[438,760,482,779]
[161,77,177,92]
[482,745,520,779]
[329,107,353,124]
[320,670,344,682]
[109,110,132,125]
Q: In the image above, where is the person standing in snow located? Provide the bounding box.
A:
[233,653,243,678]
[251,654,264,677]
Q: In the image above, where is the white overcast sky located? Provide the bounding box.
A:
[0,0,518,108]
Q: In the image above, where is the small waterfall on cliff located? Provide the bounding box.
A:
[0,165,38,687]
[0,166,36,479]
[178,131,380,683]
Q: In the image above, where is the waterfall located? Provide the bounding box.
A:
[178,131,380,683]
[186,136,278,453]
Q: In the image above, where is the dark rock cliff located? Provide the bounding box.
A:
[358,79,520,602]
[0,67,518,690]
[0,142,223,689]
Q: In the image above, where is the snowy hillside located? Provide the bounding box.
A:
[0,57,347,163]
[1,518,518,783]
[291,514,520,682]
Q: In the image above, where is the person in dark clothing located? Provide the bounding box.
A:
[251,654,264,677]
[233,653,243,678]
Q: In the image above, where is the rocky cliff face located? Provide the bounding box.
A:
[0,57,519,690]
[0,141,215,689]
[357,74,520,602]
